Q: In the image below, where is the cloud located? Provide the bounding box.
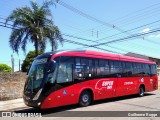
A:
[155,34,160,38]
[148,35,154,38]
[148,34,160,38]
[142,28,150,33]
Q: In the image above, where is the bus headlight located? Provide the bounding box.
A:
[33,88,42,100]
[37,102,41,106]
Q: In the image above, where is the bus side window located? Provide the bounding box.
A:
[99,59,106,78]
[133,63,139,77]
[109,60,119,77]
[132,63,140,77]
[122,62,132,77]
[145,64,149,77]
[141,64,147,77]
[119,61,123,77]
[145,64,150,76]
[74,57,82,80]
[121,62,127,77]
[74,57,93,80]
[94,59,100,78]
[150,64,157,76]
[56,57,73,83]
[113,61,121,77]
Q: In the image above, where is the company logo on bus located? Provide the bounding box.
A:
[95,80,114,90]
[124,82,134,85]
[140,78,144,82]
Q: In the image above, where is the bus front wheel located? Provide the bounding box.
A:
[79,91,92,107]
[138,86,145,97]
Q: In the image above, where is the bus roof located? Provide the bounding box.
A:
[48,50,156,64]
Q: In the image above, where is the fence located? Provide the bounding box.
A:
[0,72,26,101]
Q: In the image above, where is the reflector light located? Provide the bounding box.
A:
[48,98,51,100]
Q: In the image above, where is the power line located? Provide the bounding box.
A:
[1,0,160,59]
[1,19,160,53]
[63,38,123,54]
[0,20,124,54]
[0,23,19,30]
[88,28,160,47]
[1,11,160,55]
[2,19,160,58]
[112,2,160,22]
[62,28,160,54]
[0,2,159,44]
[2,14,160,45]
[2,0,160,42]
[62,27,160,49]
[58,1,127,34]
[77,2,160,37]
[97,19,160,41]
[58,1,160,35]
[57,1,160,47]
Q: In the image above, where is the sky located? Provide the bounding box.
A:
[1,0,160,71]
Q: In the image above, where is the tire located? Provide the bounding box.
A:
[138,86,145,97]
[79,91,92,107]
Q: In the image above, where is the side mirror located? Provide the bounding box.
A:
[47,60,56,73]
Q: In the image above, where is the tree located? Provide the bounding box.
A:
[6,0,63,56]
[0,64,12,72]
[21,50,43,72]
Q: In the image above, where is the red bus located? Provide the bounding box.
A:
[23,50,158,109]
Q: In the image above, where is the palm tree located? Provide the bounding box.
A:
[5,1,63,56]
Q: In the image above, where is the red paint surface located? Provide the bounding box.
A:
[41,76,157,109]
[40,50,157,109]
[51,50,155,64]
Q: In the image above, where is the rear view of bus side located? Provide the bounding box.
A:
[23,50,158,109]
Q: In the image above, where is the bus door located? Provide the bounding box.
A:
[54,56,76,106]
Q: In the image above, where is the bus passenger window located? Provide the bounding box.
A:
[57,57,73,83]
[75,57,93,80]
[150,64,157,76]
[121,62,132,77]
[144,64,150,76]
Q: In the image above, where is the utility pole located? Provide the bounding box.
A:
[19,59,21,71]
[92,29,94,37]
[11,55,14,73]
[97,31,99,39]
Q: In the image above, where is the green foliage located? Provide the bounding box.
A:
[6,0,63,56]
[0,64,12,72]
[21,50,43,72]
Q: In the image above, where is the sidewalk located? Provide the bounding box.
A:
[0,98,28,111]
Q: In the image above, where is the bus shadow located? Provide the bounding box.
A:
[15,93,155,116]
[92,93,155,106]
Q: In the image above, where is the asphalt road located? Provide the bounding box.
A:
[14,90,160,120]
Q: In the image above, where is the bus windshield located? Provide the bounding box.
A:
[25,58,48,91]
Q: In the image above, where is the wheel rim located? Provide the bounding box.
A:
[82,94,89,103]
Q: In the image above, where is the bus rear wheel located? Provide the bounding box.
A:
[79,91,92,107]
[138,86,145,97]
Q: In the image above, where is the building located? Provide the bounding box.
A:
[125,52,160,80]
